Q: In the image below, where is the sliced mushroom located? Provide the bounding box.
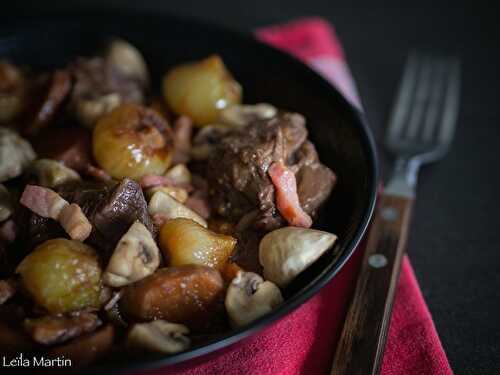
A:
[219,103,277,127]
[190,124,230,161]
[259,227,337,287]
[28,158,81,188]
[148,191,207,227]
[103,221,160,287]
[0,127,36,182]
[225,271,283,327]
[0,184,13,222]
[105,39,149,87]
[127,320,190,354]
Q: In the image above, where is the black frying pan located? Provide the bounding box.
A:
[0,10,378,373]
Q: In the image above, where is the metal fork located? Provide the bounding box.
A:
[331,54,461,375]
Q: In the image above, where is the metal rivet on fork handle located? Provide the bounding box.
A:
[368,254,388,268]
[381,207,398,221]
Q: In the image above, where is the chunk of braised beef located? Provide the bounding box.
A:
[230,228,265,274]
[207,112,335,231]
[59,179,155,254]
[207,113,307,230]
[297,163,336,217]
[13,205,65,252]
[293,141,337,217]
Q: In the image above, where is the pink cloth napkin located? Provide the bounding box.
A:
[138,17,453,375]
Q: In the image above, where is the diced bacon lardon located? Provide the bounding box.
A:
[268,162,312,228]
[20,185,68,219]
[20,185,92,241]
[58,203,92,241]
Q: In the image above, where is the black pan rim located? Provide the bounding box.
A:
[0,10,379,373]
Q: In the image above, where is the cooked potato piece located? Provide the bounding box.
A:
[164,163,191,186]
[163,55,242,126]
[93,104,174,180]
[148,191,206,227]
[120,265,224,330]
[16,239,102,313]
[160,218,236,271]
[145,185,189,203]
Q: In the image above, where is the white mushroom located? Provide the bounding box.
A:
[148,191,207,227]
[127,320,190,354]
[0,184,13,222]
[29,159,80,188]
[225,271,283,327]
[103,221,160,287]
[0,127,36,182]
[219,103,277,127]
[259,227,337,287]
[105,39,149,87]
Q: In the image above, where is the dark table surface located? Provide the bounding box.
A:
[9,1,500,374]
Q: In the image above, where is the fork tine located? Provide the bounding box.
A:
[422,60,447,141]
[386,53,419,142]
[405,56,433,139]
[438,59,461,145]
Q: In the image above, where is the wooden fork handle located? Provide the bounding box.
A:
[331,193,414,375]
